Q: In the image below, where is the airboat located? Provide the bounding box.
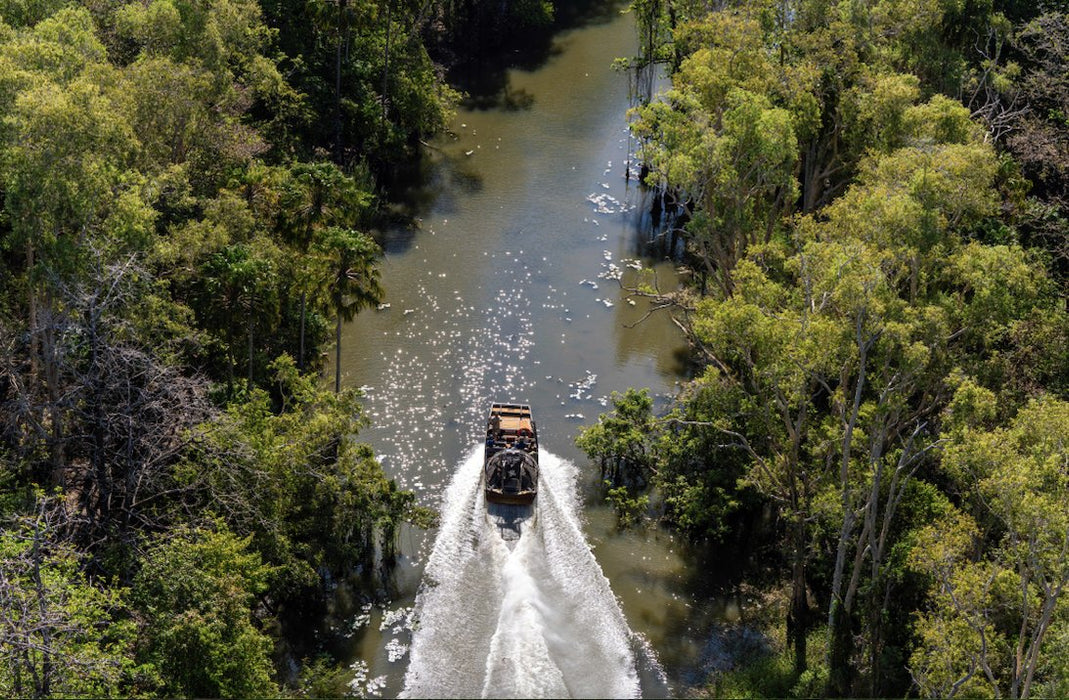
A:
[483,402,539,505]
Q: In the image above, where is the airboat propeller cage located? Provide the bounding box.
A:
[484,402,539,505]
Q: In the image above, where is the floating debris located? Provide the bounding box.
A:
[385,637,410,663]
[585,192,622,214]
[569,371,598,400]
[348,660,387,698]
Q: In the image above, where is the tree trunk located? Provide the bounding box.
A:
[41,290,65,487]
[30,521,53,697]
[248,311,255,385]
[299,291,307,370]
[381,0,392,132]
[26,241,39,374]
[787,516,809,676]
[827,331,870,694]
[334,0,347,156]
[225,312,236,389]
[335,307,342,394]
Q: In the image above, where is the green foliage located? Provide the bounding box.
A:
[907,398,1069,698]
[295,654,353,698]
[317,226,384,325]
[575,388,657,485]
[193,242,280,382]
[0,0,448,690]
[632,79,798,293]
[262,0,459,165]
[0,503,141,697]
[194,355,420,594]
[578,381,755,538]
[132,524,278,698]
[706,625,831,699]
[604,483,649,529]
[709,647,796,699]
[619,2,1068,688]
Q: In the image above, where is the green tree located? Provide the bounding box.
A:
[315,227,383,393]
[274,161,372,368]
[194,243,279,386]
[910,397,1069,699]
[576,388,657,486]
[0,499,139,697]
[632,82,797,295]
[132,524,278,698]
[195,356,425,592]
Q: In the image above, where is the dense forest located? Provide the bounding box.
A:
[0,0,1065,695]
[578,0,1069,697]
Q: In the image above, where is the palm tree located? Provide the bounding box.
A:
[198,245,278,387]
[278,162,370,369]
[317,227,383,392]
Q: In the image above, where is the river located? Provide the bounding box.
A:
[331,6,727,697]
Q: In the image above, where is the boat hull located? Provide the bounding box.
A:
[485,489,537,506]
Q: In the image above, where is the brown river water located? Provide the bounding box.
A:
[329,6,738,696]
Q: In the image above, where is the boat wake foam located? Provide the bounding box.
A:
[401,446,640,699]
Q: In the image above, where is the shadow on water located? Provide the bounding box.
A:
[447,0,631,107]
[576,458,785,692]
[376,146,484,255]
[624,181,690,262]
[486,501,536,545]
[664,507,785,688]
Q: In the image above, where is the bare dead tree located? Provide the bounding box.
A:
[965,23,1031,143]
[1,256,219,556]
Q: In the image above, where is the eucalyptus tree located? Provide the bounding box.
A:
[910,397,1069,699]
[0,499,136,697]
[632,82,797,295]
[632,90,1044,686]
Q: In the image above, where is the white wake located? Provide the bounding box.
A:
[401,446,640,699]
